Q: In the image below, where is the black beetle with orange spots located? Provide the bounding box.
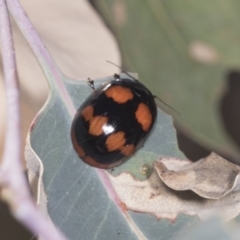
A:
[71,74,157,169]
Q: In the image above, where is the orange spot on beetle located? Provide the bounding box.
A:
[89,116,108,136]
[81,105,94,122]
[120,144,135,156]
[135,103,152,131]
[84,156,97,166]
[105,86,133,103]
[106,131,126,151]
[71,129,85,158]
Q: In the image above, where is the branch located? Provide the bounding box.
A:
[7,0,75,115]
[0,0,67,239]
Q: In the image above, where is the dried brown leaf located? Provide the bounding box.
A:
[155,153,240,199]
[107,153,240,221]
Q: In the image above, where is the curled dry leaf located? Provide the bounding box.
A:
[25,134,49,218]
[25,134,66,240]
[106,153,240,221]
[155,152,240,199]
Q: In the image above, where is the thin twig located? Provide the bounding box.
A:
[0,0,67,239]
[7,0,76,115]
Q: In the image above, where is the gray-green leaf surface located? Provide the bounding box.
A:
[29,72,197,239]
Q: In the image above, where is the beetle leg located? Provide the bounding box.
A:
[87,78,96,91]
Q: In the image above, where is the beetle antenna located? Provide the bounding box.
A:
[106,60,139,82]
[153,95,182,117]
[106,60,182,117]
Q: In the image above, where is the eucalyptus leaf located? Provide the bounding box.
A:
[23,1,240,238]
[27,70,198,239]
[91,0,240,160]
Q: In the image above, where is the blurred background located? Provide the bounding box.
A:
[1,0,240,239]
[88,0,240,164]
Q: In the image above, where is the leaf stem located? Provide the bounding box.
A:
[0,0,68,239]
[7,0,76,115]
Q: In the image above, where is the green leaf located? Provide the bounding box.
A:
[28,69,198,239]
[91,0,240,160]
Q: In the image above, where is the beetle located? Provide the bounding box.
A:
[71,73,157,169]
